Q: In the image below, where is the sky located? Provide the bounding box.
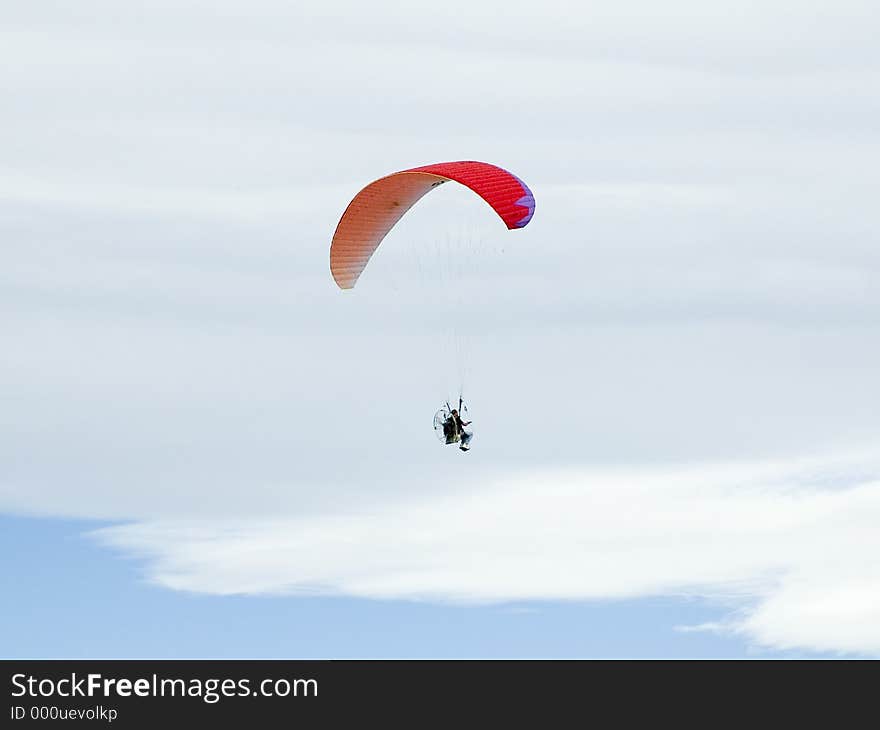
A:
[2,0,879,658]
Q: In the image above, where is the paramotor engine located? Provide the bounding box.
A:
[433,401,471,445]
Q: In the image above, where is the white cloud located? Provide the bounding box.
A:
[92,448,880,654]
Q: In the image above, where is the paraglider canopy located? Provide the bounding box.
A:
[330,160,535,289]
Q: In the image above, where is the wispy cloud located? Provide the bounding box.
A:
[93,448,880,654]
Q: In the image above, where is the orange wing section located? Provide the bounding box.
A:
[330,172,447,289]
